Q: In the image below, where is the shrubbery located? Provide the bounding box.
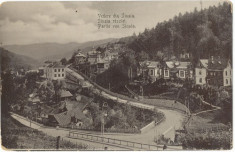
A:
[182,130,232,150]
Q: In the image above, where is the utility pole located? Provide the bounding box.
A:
[101,102,108,149]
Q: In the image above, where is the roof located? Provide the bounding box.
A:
[147,61,160,68]
[60,90,73,98]
[165,61,191,69]
[75,52,86,57]
[208,58,230,71]
[53,106,86,126]
[54,112,71,126]
[66,97,89,111]
[32,97,40,103]
[139,61,160,68]
[40,105,55,114]
[199,59,209,69]
[48,62,65,68]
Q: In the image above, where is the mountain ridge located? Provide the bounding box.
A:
[3,38,119,62]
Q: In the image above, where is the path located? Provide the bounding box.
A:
[11,112,183,150]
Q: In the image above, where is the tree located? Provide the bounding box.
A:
[68,49,80,64]
[38,80,55,102]
[60,58,67,65]
[1,71,16,114]
[52,80,65,103]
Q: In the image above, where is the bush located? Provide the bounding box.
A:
[182,130,232,150]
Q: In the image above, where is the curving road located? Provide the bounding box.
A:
[66,68,187,144]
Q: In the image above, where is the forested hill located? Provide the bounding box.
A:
[119,2,232,65]
[0,47,39,72]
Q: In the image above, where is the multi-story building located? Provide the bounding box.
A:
[46,62,66,80]
[74,52,86,65]
[195,56,232,87]
[195,59,208,85]
[87,48,99,65]
[206,56,232,87]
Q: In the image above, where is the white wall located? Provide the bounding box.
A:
[195,68,207,85]
[223,67,232,86]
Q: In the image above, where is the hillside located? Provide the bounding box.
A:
[0,47,39,72]
[119,2,232,65]
[3,38,118,62]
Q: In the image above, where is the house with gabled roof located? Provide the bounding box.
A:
[49,106,87,127]
[163,61,193,80]
[138,61,162,82]
[206,56,232,87]
[195,56,232,87]
[74,52,87,65]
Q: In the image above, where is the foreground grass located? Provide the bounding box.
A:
[1,114,88,150]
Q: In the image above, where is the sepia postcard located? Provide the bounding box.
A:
[0,0,233,151]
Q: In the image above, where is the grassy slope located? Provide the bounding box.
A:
[1,114,87,150]
[187,111,228,132]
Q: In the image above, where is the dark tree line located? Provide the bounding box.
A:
[119,2,232,66]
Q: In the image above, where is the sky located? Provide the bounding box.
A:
[0,0,222,45]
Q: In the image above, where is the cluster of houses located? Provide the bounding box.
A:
[41,49,232,87]
[134,55,232,87]
[12,87,93,128]
[40,46,119,81]
[74,47,119,75]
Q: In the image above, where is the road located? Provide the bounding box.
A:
[10,113,132,150]
[66,68,186,144]
[11,112,183,150]
[102,108,185,145]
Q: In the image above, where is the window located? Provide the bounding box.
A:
[150,69,154,76]
[58,69,60,72]
[226,79,228,84]
[179,70,185,78]
[230,70,231,75]
[62,69,64,72]
[58,74,60,77]
[54,74,57,77]
[165,70,169,77]
[199,78,202,83]
[54,69,57,72]
[62,74,64,77]
[199,70,202,75]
